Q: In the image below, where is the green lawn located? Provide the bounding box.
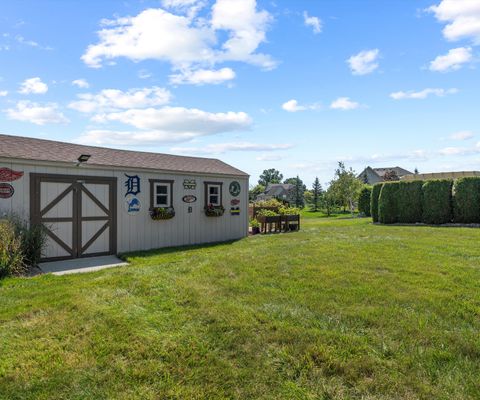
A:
[1,218,480,399]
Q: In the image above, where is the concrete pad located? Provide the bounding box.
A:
[39,255,128,275]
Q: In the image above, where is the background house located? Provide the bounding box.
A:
[256,183,295,203]
[358,166,413,185]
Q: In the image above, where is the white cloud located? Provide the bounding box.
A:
[169,67,235,85]
[82,8,215,68]
[211,0,275,69]
[439,146,470,156]
[347,49,380,75]
[429,47,472,72]
[171,141,292,155]
[82,1,275,77]
[0,90,7,96]
[282,99,306,112]
[76,106,252,145]
[256,154,284,161]
[330,97,360,110]
[138,69,152,79]
[72,79,90,89]
[18,77,48,94]
[303,11,322,34]
[69,86,172,113]
[428,0,480,44]
[5,101,69,125]
[281,99,321,112]
[93,106,251,131]
[450,130,474,140]
[390,87,458,100]
[161,0,206,18]
[162,0,201,8]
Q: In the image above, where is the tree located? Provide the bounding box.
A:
[328,162,363,214]
[258,169,283,187]
[414,167,419,175]
[249,184,265,202]
[383,170,399,181]
[311,177,323,212]
[284,176,306,208]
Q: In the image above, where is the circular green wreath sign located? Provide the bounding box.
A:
[229,181,241,197]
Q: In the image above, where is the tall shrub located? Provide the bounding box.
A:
[378,182,400,224]
[11,217,47,266]
[453,177,480,223]
[358,186,372,217]
[396,181,423,223]
[0,220,25,278]
[422,180,453,224]
[371,183,383,222]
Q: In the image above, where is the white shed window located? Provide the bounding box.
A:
[206,183,222,206]
[149,179,174,208]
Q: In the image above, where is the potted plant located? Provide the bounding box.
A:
[279,206,301,231]
[205,204,225,217]
[149,206,175,220]
[250,218,260,235]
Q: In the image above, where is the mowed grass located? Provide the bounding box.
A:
[1,218,480,399]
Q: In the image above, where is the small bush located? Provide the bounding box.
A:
[278,206,300,215]
[253,198,283,208]
[453,177,480,223]
[250,218,260,228]
[378,182,400,224]
[371,184,383,223]
[256,209,278,217]
[358,186,372,217]
[0,220,26,278]
[422,180,453,224]
[396,181,423,223]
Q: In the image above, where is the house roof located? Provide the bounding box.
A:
[371,167,413,177]
[0,134,248,177]
[265,183,294,197]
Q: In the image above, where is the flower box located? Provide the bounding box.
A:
[149,207,175,220]
[205,205,225,217]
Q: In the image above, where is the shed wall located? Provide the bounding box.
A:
[0,160,249,254]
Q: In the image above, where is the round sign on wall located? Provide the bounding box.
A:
[182,195,197,203]
[0,183,14,199]
[229,181,241,197]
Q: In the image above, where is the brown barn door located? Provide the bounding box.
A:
[30,174,117,261]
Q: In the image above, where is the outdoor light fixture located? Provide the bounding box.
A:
[76,154,91,166]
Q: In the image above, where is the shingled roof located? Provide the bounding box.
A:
[0,134,248,177]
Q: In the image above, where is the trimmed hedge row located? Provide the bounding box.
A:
[453,177,480,223]
[422,180,452,224]
[371,184,382,223]
[372,177,480,224]
[358,186,372,217]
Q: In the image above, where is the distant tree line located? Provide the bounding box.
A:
[249,162,365,215]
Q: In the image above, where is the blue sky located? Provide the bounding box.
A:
[1,0,479,186]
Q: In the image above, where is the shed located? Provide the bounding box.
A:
[0,134,249,261]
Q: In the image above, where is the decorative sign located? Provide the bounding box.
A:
[230,199,240,206]
[125,174,141,196]
[182,195,197,203]
[0,168,24,182]
[0,183,14,199]
[230,207,240,216]
[125,195,141,215]
[183,179,196,190]
[229,181,241,197]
